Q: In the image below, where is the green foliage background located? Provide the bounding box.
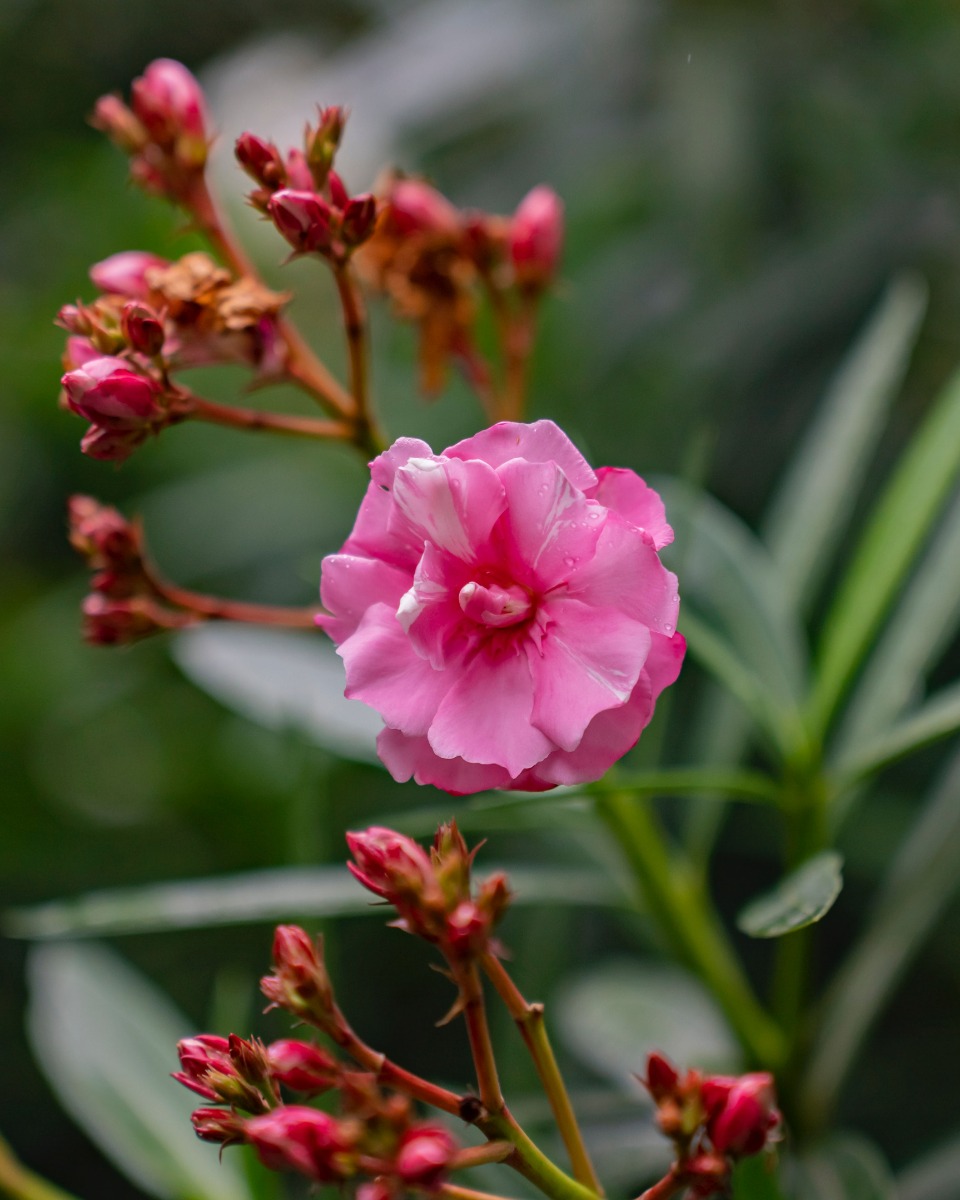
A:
[2,1,960,1197]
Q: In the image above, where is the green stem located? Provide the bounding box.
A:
[0,1137,80,1200]
[482,954,603,1194]
[479,1111,600,1200]
[593,790,785,1068]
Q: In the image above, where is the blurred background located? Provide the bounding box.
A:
[3,1,960,1196]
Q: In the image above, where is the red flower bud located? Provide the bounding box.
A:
[444,900,491,959]
[90,251,168,298]
[268,189,334,254]
[341,194,378,247]
[346,827,436,905]
[509,185,564,290]
[121,301,165,357]
[244,1106,355,1182]
[644,1052,681,1104]
[395,1124,458,1190]
[62,356,162,430]
[703,1072,778,1158]
[235,132,284,188]
[190,1107,245,1146]
[261,925,336,1025]
[81,594,190,645]
[131,58,208,165]
[174,1035,235,1101]
[389,180,461,237]
[267,1039,339,1095]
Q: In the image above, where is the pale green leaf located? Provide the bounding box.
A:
[172,624,382,763]
[801,748,960,1118]
[27,942,252,1200]
[898,1131,960,1200]
[7,863,622,940]
[554,960,737,1093]
[787,1134,895,1200]
[737,851,843,939]
[810,366,960,736]
[763,276,927,613]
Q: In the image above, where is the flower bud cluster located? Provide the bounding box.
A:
[178,925,460,1193]
[641,1053,780,1197]
[355,175,563,396]
[346,822,511,961]
[92,59,209,202]
[236,107,378,263]
[68,496,195,645]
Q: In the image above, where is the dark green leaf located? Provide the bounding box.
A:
[737,851,844,938]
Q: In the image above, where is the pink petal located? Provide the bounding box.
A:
[428,647,553,776]
[643,630,687,699]
[377,728,513,794]
[445,420,597,493]
[390,456,505,562]
[338,604,453,737]
[318,554,412,644]
[495,458,602,590]
[564,519,679,634]
[528,600,651,750]
[397,541,475,669]
[343,438,435,569]
[590,467,673,549]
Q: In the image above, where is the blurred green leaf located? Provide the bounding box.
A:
[787,1134,895,1200]
[762,276,927,614]
[8,863,622,940]
[810,367,960,737]
[737,851,843,939]
[802,748,960,1121]
[555,960,737,1091]
[732,1154,788,1200]
[26,942,252,1200]
[832,485,960,786]
[661,479,809,716]
[898,1131,960,1200]
[834,679,960,785]
[172,625,383,764]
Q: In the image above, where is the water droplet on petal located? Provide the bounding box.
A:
[663,622,675,635]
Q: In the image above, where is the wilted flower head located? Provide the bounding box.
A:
[319,420,684,793]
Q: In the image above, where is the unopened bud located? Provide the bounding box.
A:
[389,180,461,238]
[174,1035,234,1102]
[131,58,208,167]
[191,1107,245,1146]
[703,1072,779,1158]
[91,94,147,153]
[268,189,334,255]
[341,194,378,247]
[267,1039,339,1095]
[235,132,284,188]
[90,251,169,298]
[244,1106,356,1182]
[644,1052,680,1104]
[395,1124,458,1190]
[306,106,347,187]
[81,594,191,645]
[346,827,436,906]
[261,925,336,1026]
[62,355,162,430]
[509,185,564,290]
[121,301,165,357]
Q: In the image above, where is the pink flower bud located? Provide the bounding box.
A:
[346,827,435,904]
[235,132,284,188]
[64,337,102,369]
[327,170,350,211]
[79,425,148,464]
[90,251,169,298]
[267,1039,339,1094]
[357,1182,396,1200]
[389,180,461,237]
[261,925,335,1024]
[703,1072,779,1158]
[509,185,564,289]
[131,58,208,164]
[244,1106,355,1182]
[122,301,165,357]
[306,107,347,186]
[284,149,315,192]
[91,94,147,153]
[341,193,378,246]
[191,1107,245,1145]
[62,356,162,430]
[268,189,334,254]
[395,1124,458,1190]
[174,1035,235,1101]
[443,900,490,959]
[81,594,189,645]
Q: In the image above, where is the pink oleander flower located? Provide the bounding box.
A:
[319,420,684,794]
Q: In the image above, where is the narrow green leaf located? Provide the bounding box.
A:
[554,960,737,1092]
[731,1154,788,1200]
[802,748,960,1120]
[172,625,382,764]
[737,851,844,939]
[832,485,960,775]
[898,1131,960,1200]
[835,679,960,786]
[788,1134,895,1200]
[7,863,622,940]
[592,767,780,803]
[810,366,960,736]
[27,942,252,1200]
[763,276,927,613]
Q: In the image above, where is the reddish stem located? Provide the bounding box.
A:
[636,1170,684,1200]
[150,580,322,629]
[187,394,354,442]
